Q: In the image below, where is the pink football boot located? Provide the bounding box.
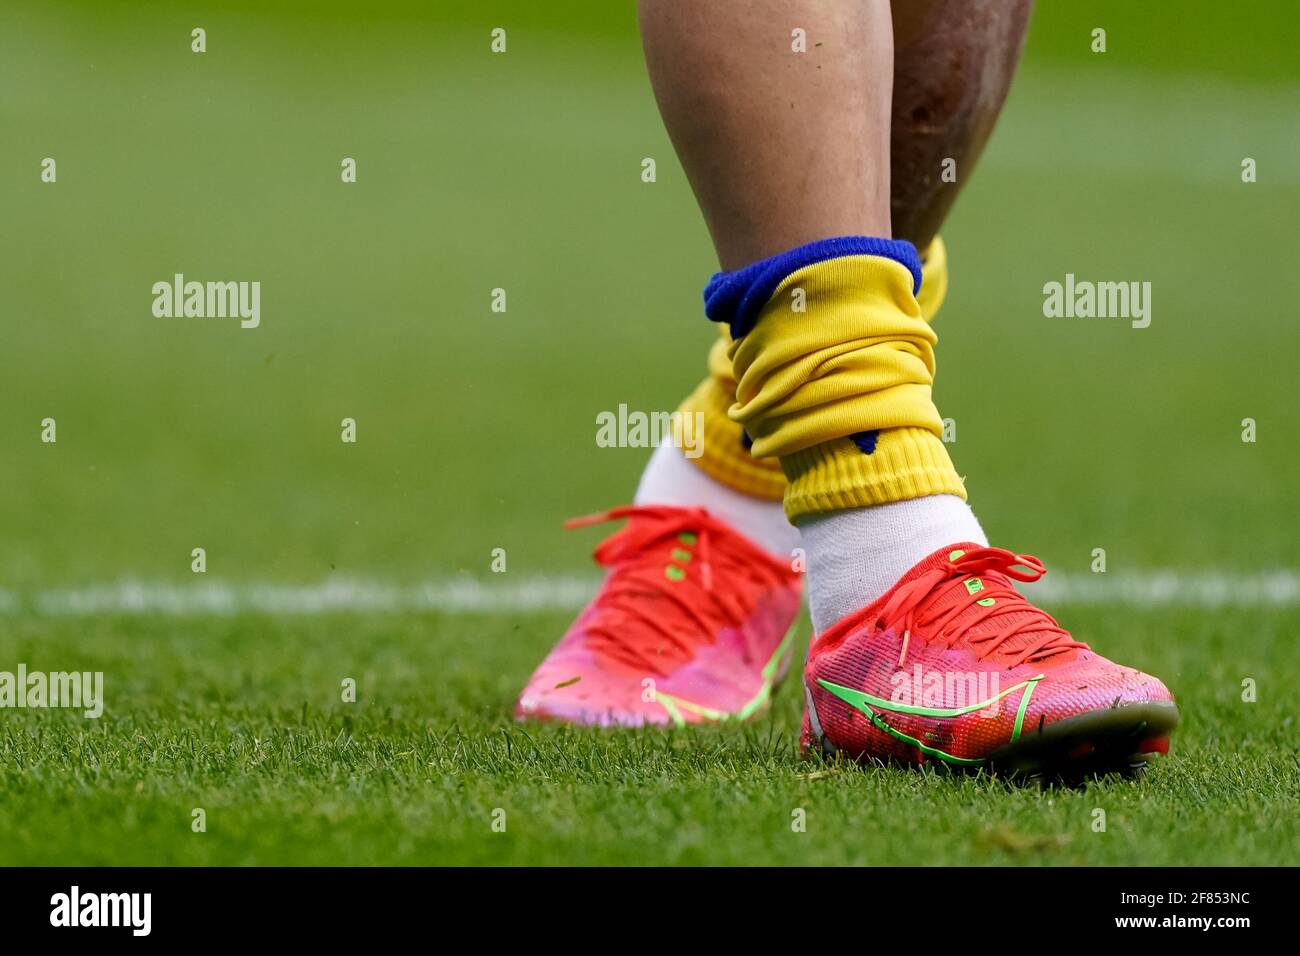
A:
[516,505,802,726]
[802,544,1178,775]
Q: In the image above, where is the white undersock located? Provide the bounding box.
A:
[633,442,800,561]
[799,495,988,635]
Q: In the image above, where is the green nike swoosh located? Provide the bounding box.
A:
[815,673,1043,766]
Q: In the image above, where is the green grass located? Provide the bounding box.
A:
[0,1,1297,865]
[0,606,1294,865]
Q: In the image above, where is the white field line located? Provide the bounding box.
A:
[0,570,1296,616]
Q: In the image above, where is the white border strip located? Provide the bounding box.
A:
[0,570,1296,616]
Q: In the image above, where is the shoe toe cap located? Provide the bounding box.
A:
[1030,652,1177,722]
[515,672,673,727]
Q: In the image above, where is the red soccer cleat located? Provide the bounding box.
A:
[516,505,802,727]
[801,544,1178,775]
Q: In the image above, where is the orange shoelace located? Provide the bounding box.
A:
[873,547,1088,669]
[567,505,789,675]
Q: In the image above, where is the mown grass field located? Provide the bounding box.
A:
[0,1,1296,865]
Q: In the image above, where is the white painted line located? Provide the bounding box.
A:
[5,577,597,617]
[1032,570,1300,609]
[0,570,1295,616]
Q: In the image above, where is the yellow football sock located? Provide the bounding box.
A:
[678,238,950,507]
[915,235,948,323]
[726,245,963,521]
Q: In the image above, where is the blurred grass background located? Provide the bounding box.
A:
[2,0,1296,587]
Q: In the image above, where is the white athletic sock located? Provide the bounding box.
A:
[634,442,800,561]
[799,495,987,634]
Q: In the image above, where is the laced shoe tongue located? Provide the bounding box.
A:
[900,543,1075,664]
[900,543,983,580]
[570,506,747,675]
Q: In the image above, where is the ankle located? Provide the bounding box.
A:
[800,495,986,634]
[634,443,800,561]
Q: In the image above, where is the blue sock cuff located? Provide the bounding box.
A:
[703,236,921,340]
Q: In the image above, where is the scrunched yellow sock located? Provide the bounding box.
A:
[676,238,950,507]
